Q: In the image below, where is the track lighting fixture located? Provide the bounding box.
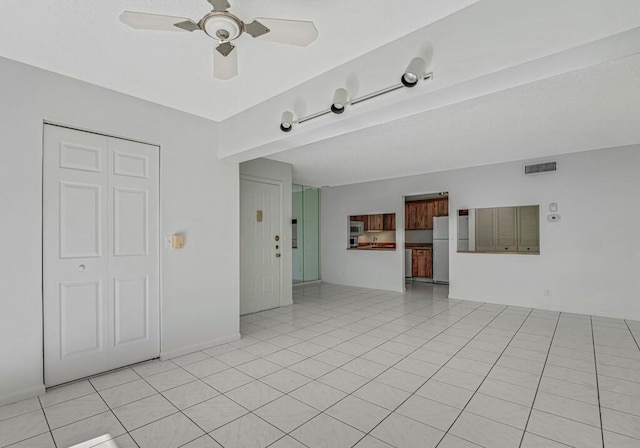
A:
[280,111,294,132]
[401,57,427,87]
[331,88,349,114]
[279,57,433,132]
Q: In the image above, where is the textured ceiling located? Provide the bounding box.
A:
[218,0,640,162]
[1,0,639,186]
[268,54,640,187]
[0,0,476,121]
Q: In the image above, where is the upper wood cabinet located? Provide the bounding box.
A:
[366,214,384,231]
[405,198,448,230]
[383,213,396,231]
[350,213,396,232]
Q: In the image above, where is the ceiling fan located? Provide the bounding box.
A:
[120,0,318,80]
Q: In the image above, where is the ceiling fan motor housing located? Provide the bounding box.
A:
[201,12,243,41]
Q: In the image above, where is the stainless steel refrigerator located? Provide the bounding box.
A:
[433,216,449,284]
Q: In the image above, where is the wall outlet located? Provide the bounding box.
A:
[544,289,551,297]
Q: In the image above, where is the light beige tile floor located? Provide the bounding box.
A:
[2,282,640,447]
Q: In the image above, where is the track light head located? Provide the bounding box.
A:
[331,88,349,114]
[280,111,294,132]
[401,57,427,87]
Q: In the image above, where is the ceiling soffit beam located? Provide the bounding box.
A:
[218,26,640,163]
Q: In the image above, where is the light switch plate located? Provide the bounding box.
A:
[549,203,558,212]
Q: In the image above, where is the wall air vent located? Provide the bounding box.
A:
[524,161,557,175]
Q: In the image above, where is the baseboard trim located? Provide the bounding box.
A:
[0,384,46,407]
[293,279,322,288]
[160,333,241,361]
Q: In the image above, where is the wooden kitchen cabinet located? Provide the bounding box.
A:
[405,201,426,230]
[383,213,396,231]
[405,198,449,230]
[416,202,429,229]
[366,214,384,231]
[411,248,433,278]
[438,198,449,216]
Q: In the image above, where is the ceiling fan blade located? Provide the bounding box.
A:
[214,42,238,80]
[207,0,231,11]
[120,11,199,32]
[250,18,318,46]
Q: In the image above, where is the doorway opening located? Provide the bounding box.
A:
[292,184,320,284]
[404,192,450,286]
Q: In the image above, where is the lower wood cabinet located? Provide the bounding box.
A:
[411,248,433,278]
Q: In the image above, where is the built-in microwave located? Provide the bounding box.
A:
[350,221,364,236]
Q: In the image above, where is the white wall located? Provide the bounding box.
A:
[406,230,434,244]
[240,159,293,307]
[0,57,240,405]
[321,145,640,321]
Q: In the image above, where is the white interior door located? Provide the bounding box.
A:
[240,179,281,315]
[108,137,160,368]
[44,125,159,386]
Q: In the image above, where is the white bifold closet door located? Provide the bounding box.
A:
[43,124,160,387]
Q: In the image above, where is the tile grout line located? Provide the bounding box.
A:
[434,307,535,447]
[249,295,475,446]
[517,312,561,448]
[88,373,142,448]
[133,305,391,447]
[37,395,58,448]
[18,284,636,448]
[624,320,640,352]
[227,293,473,446]
[590,316,606,448]
[135,366,222,447]
[353,304,515,447]
[319,300,488,447]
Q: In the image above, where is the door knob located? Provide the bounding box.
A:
[275,253,281,258]
[78,264,86,271]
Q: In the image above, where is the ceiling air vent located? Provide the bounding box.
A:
[524,161,557,175]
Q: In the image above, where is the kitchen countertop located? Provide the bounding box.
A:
[405,243,433,249]
[348,247,396,251]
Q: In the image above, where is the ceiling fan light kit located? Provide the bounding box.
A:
[280,58,432,132]
[119,0,318,80]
